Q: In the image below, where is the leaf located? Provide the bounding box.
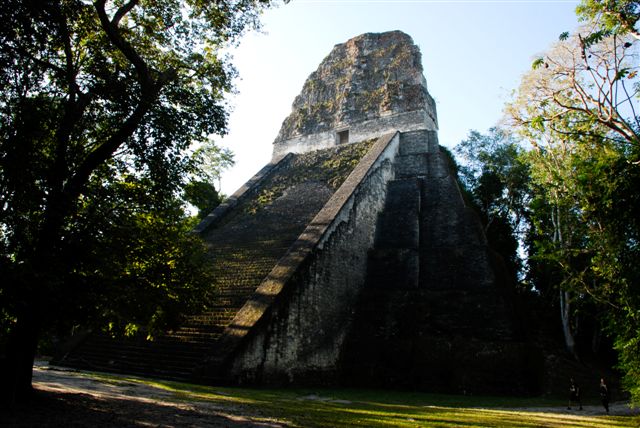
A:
[615,68,630,81]
[559,31,570,41]
[531,115,545,131]
[532,57,545,70]
[582,30,610,48]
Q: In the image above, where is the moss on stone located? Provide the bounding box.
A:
[244,139,375,216]
[198,138,376,327]
[275,31,427,142]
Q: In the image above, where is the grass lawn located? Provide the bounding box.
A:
[104,375,639,427]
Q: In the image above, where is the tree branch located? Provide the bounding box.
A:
[602,8,640,40]
[94,0,150,90]
[112,0,139,27]
[552,93,637,144]
[65,96,154,202]
[4,43,66,81]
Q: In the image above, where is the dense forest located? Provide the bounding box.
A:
[454,0,639,404]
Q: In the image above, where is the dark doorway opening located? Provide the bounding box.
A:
[337,129,349,145]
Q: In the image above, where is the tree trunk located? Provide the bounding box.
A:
[552,203,579,360]
[3,210,59,404]
[591,321,602,354]
[2,304,41,405]
[560,289,578,359]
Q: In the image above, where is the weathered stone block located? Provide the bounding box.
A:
[225,133,401,383]
[399,130,430,155]
[395,154,428,178]
[340,134,538,395]
[426,130,439,153]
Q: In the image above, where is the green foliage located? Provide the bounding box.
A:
[582,29,611,47]
[616,333,640,404]
[246,184,286,215]
[191,139,235,185]
[244,139,374,216]
[507,6,640,400]
[454,128,530,280]
[531,58,545,70]
[576,0,640,39]
[321,141,372,188]
[184,180,223,219]
[69,191,216,338]
[0,0,281,396]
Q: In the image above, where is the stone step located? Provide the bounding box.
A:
[171,324,228,333]
[69,348,206,370]
[57,276,259,380]
[166,333,224,344]
[184,313,237,324]
[76,336,212,356]
[65,336,213,381]
[63,353,196,380]
[217,286,260,297]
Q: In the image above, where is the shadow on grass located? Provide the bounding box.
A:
[16,365,640,428]
[155,381,640,428]
[0,388,284,428]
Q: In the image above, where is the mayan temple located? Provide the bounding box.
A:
[55,31,542,395]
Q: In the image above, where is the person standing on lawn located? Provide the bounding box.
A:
[568,378,583,410]
[599,378,610,414]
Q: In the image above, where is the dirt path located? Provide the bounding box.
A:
[1,362,288,427]
[1,361,637,427]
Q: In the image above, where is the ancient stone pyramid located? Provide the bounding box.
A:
[56,31,540,395]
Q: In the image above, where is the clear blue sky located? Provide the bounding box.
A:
[217,0,581,195]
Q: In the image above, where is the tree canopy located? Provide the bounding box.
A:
[500,1,640,402]
[454,0,640,403]
[454,128,530,281]
[0,0,281,402]
[577,0,640,40]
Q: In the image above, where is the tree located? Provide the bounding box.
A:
[506,10,640,402]
[0,0,281,402]
[184,180,223,219]
[192,138,235,191]
[184,138,235,219]
[524,140,595,360]
[577,0,640,40]
[512,27,638,149]
[454,128,531,280]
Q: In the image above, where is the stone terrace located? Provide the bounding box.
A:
[54,139,375,381]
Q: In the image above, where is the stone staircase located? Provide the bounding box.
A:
[55,241,292,381]
[54,140,374,382]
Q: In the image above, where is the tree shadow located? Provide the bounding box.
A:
[0,388,285,427]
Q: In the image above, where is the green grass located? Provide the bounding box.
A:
[82,372,640,427]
